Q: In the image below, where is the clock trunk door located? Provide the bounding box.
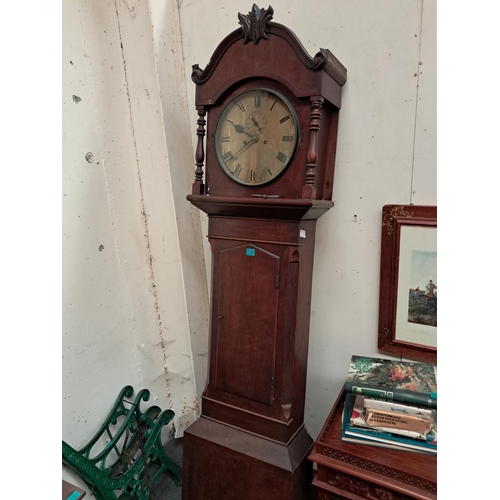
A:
[215,244,279,406]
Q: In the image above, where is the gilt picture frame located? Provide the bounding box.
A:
[378,205,437,363]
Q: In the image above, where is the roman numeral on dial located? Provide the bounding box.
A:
[236,101,245,112]
[276,152,287,163]
[279,115,290,124]
[282,135,293,141]
[233,164,242,176]
[223,151,234,162]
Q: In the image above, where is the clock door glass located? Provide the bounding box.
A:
[215,89,299,186]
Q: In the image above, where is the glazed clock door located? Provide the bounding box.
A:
[214,89,300,186]
[215,243,280,406]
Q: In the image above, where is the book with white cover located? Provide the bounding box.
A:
[340,395,437,455]
[363,398,434,420]
[349,395,437,442]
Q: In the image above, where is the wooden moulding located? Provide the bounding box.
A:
[187,194,334,221]
[191,22,346,98]
[201,396,293,443]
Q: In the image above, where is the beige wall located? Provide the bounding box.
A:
[62,0,208,487]
[62,0,436,488]
[179,0,436,439]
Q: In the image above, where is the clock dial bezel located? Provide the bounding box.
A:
[214,88,300,187]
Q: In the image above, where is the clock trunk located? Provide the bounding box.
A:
[199,217,316,445]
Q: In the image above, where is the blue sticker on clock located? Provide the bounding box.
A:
[246,248,256,257]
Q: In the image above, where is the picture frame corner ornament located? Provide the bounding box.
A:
[383,327,391,343]
[392,205,414,219]
[381,215,394,235]
[382,206,414,235]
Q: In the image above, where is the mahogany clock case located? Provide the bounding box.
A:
[182,5,347,500]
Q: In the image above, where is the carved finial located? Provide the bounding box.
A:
[191,64,203,84]
[238,4,274,45]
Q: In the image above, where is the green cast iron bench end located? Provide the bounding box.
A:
[62,386,182,500]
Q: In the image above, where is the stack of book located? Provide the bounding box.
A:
[341,355,437,455]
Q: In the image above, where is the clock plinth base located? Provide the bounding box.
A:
[182,416,314,500]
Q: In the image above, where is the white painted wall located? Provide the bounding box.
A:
[178,0,437,440]
[62,0,208,488]
[148,0,210,405]
[62,1,436,490]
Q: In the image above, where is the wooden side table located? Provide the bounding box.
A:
[308,389,437,500]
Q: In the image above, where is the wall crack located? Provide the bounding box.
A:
[113,0,173,410]
[409,0,425,203]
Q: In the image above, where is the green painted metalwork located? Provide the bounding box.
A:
[62,386,182,500]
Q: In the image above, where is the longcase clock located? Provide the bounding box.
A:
[182,5,347,499]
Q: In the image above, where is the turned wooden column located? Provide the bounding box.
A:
[192,106,206,195]
[302,97,323,199]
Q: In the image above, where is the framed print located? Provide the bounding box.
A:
[378,205,437,362]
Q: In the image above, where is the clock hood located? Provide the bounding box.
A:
[191,4,347,109]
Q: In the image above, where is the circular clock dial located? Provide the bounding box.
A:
[215,89,299,186]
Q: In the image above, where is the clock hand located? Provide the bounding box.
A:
[251,116,263,133]
[228,136,257,162]
[229,122,254,138]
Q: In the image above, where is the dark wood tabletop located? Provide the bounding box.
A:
[308,389,437,500]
